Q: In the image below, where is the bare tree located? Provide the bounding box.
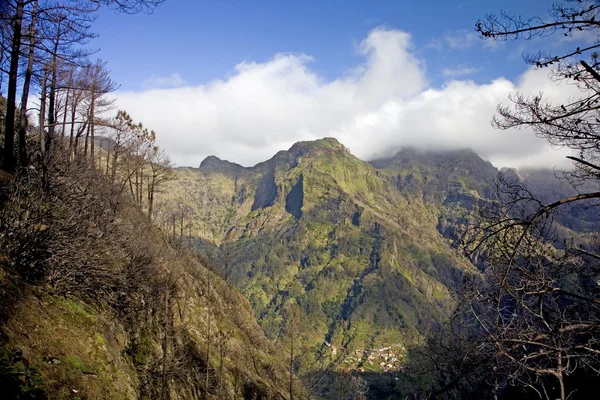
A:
[80,59,116,161]
[147,146,172,222]
[68,65,91,152]
[477,1,600,188]
[91,0,164,14]
[2,0,26,171]
[445,3,600,399]
[1,0,164,172]
[17,0,37,169]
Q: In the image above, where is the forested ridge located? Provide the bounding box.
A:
[1,1,600,399]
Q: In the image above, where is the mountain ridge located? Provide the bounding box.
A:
[156,138,492,377]
[156,138,596,393]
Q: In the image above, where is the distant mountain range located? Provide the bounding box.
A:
[155,138,594,376]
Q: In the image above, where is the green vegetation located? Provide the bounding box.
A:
[64,355,87,372]
[158,139,482,388]
[58,298,97,324]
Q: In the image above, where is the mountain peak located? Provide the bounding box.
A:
[370,147,491,170]
[288,137,347,157]
[199,155,223,166]
[199,155,247,175]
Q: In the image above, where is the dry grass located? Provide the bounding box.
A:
[2,291,139,399]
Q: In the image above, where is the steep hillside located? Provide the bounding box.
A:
[370,148,500,245]
[508,168,600,233]
[0,167,302,399]
[157,139,480,375]
[370,147,498,201]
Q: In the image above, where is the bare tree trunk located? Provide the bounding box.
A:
[89,93,95,165]
[3,0,24,171]
[160,283,170,400]
[0,26,4,92]
[69,103,77,150]
[148,175,155,222]
[179,211,184,241]
[84,122,90,156]
[46,25,60,160]
[128,171,135,201]
[139,165,144,206]
[61,69,72,137]
[557,354,565,400]
[17,0,38,170]
[61,98,69,137]
[110,152,118,184]
[40,70,48,189]
[134,167,139,204]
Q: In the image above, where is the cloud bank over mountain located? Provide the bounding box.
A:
[115,28,576,169]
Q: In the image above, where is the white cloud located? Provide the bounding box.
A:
[445,30,479,49]
[141,73,186,89]
[114,28,580,170]
[441,66,481,77]
[483,38,505,51]
[428,29,504,52]
[428,29,478,51]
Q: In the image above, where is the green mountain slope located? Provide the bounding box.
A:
[0,168,302,399]
[157,139,486,374]
[370,147,500,246]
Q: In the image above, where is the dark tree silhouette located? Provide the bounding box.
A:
[445,3,600,399]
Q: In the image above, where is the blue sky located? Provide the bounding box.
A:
[94,0,552,90]
[89,1,585,168]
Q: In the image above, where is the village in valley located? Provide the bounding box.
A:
[325,342,407,373]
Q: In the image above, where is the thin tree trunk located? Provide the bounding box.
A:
[74,123,86,156]
[0,25,4,91]
[134,167,139,204]
[160,283,170,400]
[110,152,118,184]
[47,26,60,158]
[61,69,72,137]
[69,102,77,149]
[84,122,90,156]
[148,175,155,222]
[179,211,184,240]
[3,0,24,171]
[140,166,144,206]
[557,354,565,400]
[17,0,38,170]
[128,168,135,201]
[40,70,48,189]
[89,91,95,165]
